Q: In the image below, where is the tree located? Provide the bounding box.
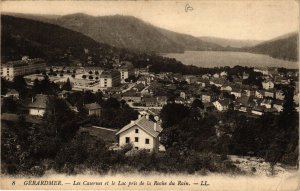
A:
[89,71,93,75]
[43,97,80,140]
[1,97,19,113]
[95,92,103,104]
[62,78,72,91]
[160,103,190,128]
[13,76,28,98]
[211,85,221,95]
[191,99,204,109]
[83,91,96,104]
[32,79,42,95]
[160,114,217,154]
[89,76,93,80]
[82,75,87,79]
[102,97,120,109]
[1,77,9,95]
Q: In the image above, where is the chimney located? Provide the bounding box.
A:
[154,123,157,132]
[146,115,149,120]
[138,114,142,118]
[32,97,34,103]
[131,120,135,125]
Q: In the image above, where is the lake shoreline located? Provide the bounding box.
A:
[162,51,299,69]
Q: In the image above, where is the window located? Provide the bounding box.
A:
[135,147,139,150]
[135,129,139,133]
[135,137,139,142]
[145,139,150,144]
[125,137,130,143]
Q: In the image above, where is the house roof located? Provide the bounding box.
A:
[210,78,226,85]
[273,99,284,105]
[217,99,231,106]
[252,106,265,112]
[122,90,141,97]
[261,99,273,105]
[116,116,162,137]
[143,96,156,102]
[100,70,120,78]
[6,89,19,95]
[85,102,101,110]
[28,94,49,109]
[231,87,242,93]
[262,80,274,84]
[137,76,147,81]
[133,83,145,91]
[236,96,250,105]
[106,87,122,93]
[157,96,168,103]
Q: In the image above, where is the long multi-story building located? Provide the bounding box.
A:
[99,70,121,88]
[118,61,134,83]
[1,57,46,80]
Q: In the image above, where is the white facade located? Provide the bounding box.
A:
[262,81,274,90]
[119,69,134,83]
[255,91,264,99]
[275,91,285,100]
[221,86,232,91]
[260,102,272,109]
[100,77,113,88]
[116,115,162,152]
[29,108,45,116]
[264,91,274,98]
[213,101,228,111]
[251,110,263,116]
[273,104,283,112]
[231,91,242,98]
[99,71,120,88]
[118,125,158,152]
[254,68,269,75]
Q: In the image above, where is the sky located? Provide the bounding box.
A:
[1,0,299,40]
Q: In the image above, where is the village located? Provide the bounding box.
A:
[1,56,299,153]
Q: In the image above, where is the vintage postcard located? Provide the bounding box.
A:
[0,0,299,190]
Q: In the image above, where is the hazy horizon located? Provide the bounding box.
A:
[1,1,299,41]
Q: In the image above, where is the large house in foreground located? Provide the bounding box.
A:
[116,115,163,152]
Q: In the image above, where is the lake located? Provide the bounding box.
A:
[163,51,299,69]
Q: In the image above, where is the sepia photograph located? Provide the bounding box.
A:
[0,0,299,190]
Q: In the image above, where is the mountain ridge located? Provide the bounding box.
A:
[2,12,299,61]
[198,36,262,48]
[3,12,224,53]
